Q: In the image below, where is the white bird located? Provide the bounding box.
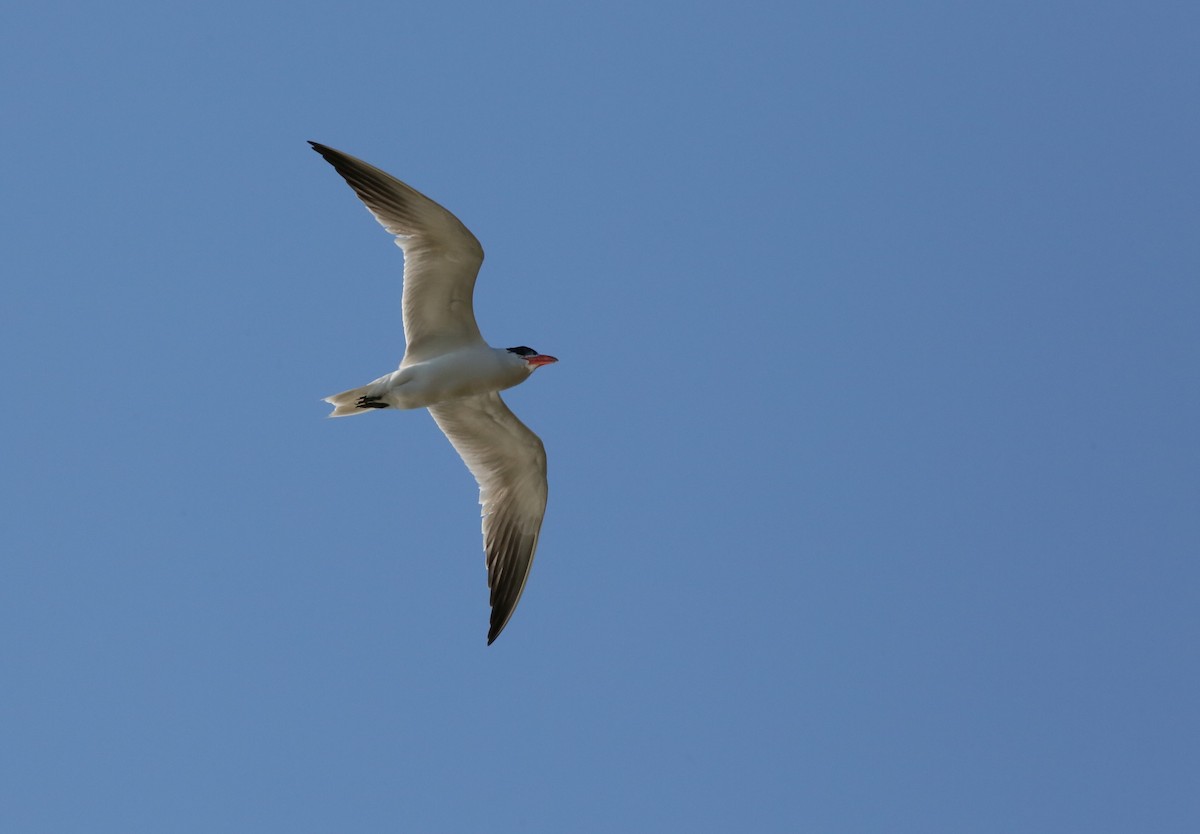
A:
[310,141,557,645]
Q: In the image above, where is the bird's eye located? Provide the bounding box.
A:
[507,346,537,356]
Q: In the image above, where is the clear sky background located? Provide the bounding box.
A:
[3,1,1198,831]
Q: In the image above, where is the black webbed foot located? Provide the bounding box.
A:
[356,396,388,409]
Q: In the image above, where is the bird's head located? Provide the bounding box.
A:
[506,345,558,372]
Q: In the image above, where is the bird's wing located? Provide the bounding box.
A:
[427,392,549,644]
[309,142,486,359]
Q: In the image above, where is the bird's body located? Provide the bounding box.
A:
[325,345,534,414]
[309,141,557,644]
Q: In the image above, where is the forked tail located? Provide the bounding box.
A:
[323,383,388,417]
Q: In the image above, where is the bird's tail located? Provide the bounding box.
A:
[323,382,385,417]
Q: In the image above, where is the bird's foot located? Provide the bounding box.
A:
[355,396,388,409]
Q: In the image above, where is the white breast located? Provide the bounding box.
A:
[381,346,528,410]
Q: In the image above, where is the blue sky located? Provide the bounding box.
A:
[3,1,1198,831]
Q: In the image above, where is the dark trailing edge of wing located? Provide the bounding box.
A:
[308,141,429,233]
[487,529,539,645]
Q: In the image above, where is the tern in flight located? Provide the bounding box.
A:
[310,142,557,645]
